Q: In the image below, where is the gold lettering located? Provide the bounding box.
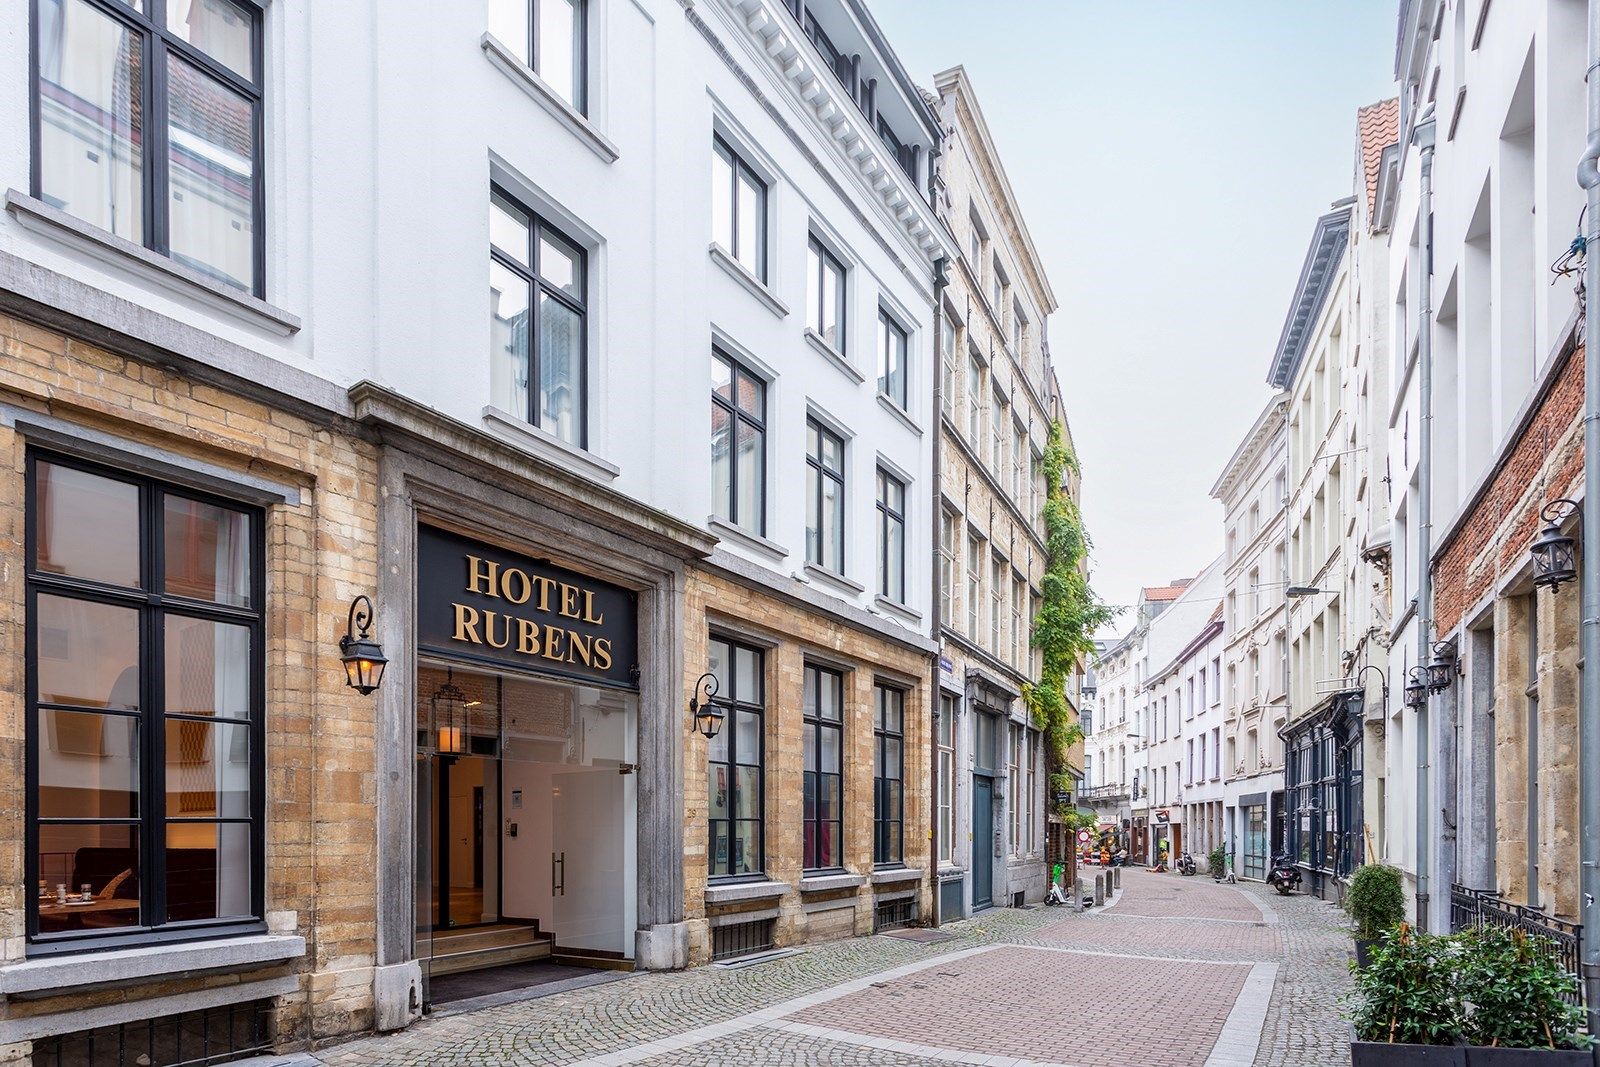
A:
[501,567,532,605]
[482,610,512,649]
[534,575,556,612]
[542,625,566,661]
[466,555,499,597]
[568,632,592,667]
[559,583,581,619]
[516,617,541,655]
[452,603,481,643]
[592,638,613,671]
[582,589,604,626]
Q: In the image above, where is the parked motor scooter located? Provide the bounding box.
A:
[1266,854,1302,895]
[1176,852,1197,876]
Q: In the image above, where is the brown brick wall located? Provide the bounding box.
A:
[0,313,381,1048]
[682,567,932,965]
[1434,345,1583,634]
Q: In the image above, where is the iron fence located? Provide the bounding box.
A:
[711,916,776,962]
[1449,883,1583,1007]
[31,999,273,1067]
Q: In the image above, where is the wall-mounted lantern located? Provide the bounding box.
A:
[339,595,388,695]
[1348,663,1388,719]
[690,672,724,739]
[432,669,469,756]
[1531,499,1579,590]
[1426,640,1457,694]
[1403,666,1429,710]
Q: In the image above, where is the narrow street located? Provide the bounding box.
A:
[305,871,1352,1067]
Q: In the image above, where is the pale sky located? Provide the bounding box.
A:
[871,0,1400,632]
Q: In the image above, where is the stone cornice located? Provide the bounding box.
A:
[710,0,951,266]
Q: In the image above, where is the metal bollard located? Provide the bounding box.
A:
[1094,873,1105,907]
[1113,867,1121,890]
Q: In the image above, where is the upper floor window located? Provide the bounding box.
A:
[939,314,957,419]
[991,262,1005,312]
[876,467,906,602]
[27,453,264,951]
[806,237,847,353]
[939,508,956,621]
[966,352,983,445]
[711,136,767,282]
[1012,302,1025,353]
[877,310,908,408]
[35,0,265,296]
[710,348,766,535]
[490,187,586,447]
[967,206,985,268]
[489,0,585,113]
[805,418,845,573]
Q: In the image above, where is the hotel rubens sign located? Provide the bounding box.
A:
[417,525,638,688]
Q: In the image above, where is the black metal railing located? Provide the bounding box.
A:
[712,917,776,962]
[874,897,917,932]
[1450,884,1584,1006]
[32,999,273,1067]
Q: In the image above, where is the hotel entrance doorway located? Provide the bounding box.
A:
[414,661,637,992]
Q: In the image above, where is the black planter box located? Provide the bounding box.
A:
[1351,1042,1467,1066]
[1353,938,1375,970]
[1463,1048,1592,1066]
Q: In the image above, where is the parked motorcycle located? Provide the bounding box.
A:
[1176,852,1197,876]
[1266,854,1302,895]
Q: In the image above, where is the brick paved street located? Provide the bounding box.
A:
[300,870,1354,1066]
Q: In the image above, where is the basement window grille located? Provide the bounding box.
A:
[30,999,273,1067]
[874,896,918,932]
[711,917,776,962]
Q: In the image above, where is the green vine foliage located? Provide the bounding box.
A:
[1024,421,1118,817]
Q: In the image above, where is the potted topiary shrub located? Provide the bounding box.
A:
[1347,864,1406,970]
[1348,923,1466,1066]
[1457,925,1590,1065]
[1207,843,1227,880]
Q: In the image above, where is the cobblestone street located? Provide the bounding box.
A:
[299,870,1354,1067]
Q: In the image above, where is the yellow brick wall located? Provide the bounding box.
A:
[0,313,381,1048]
[682,566,932,964]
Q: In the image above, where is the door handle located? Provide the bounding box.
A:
[552,851,566,896]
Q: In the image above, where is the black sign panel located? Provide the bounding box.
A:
[417,525,638,688]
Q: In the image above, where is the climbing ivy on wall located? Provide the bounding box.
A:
[1024,420,1117,817]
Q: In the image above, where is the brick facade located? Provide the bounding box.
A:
[681,567,932,965]
[0,312,381,1056]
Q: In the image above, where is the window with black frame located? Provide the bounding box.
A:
[487,0,586,113]
[33,0,265,295]
[873,684,904,866]
[806,237,847,353]
[802,665,843,872]
[707,637,764,879]
[711,136,767,282]
[806,418,845,573]
[876,468,905,602]
[27,453,263,950]
[877,310,908,408]
[711,349,766,535]
[490,186,587,448]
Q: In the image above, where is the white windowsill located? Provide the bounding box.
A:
[870,867,922,885]
[709,515,788,561]
[4,190,301,336]
[482,406,621,483]
[801,561,865,595]
[799,872,866,893]
[0,933,305,995]
[481,33,619,164]
[708,244,788,318]
[804,328,864,384]
[873,594,922,624]
[876,393,923,437]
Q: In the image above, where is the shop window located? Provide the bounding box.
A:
[707,637,764,879]
[710,348,766,535]
[28,453,263,952]
[873,684,904,866]
[802,665,843,871]
[936,695,954,865]
[490,185,587,448]
[34,0,266,295]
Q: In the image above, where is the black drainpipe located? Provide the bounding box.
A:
[929,254,949,926]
